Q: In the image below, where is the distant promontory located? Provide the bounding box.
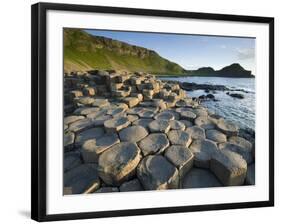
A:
[185,63,254,78]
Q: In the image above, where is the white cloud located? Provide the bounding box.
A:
[236,47,255,60]
[220,44,227,49]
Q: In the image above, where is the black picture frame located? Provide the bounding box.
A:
[31,2,274,222]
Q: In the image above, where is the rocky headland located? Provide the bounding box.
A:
[63,70,255,195]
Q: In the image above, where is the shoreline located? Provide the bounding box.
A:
[63,70,255,194]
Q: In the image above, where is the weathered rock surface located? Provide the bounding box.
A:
[92,115,112,126]
[133,118,153,128]
[68,118,96,133]
[137,155,179,190]
[210,149,247,186]
[98,142,142,186]
[74,107,100,115]
[167,130,192,147]
[154,112,175,121]
[217,119,238,136]
[180,111,197,121]
[64,164,100,194]
[169,120,185,130]
[119,125,149,142]
[194,116,215,130]
[206,129,227,143]
[138,133,169,156]
[119,179,143,192]
[189,139,219,168]
[164,145,194,179]
[148,120,171,133]
[82,133,120,163]
[179,120,193,128]
[186,126,206,140]
[182,168,222,188]
[75,127,105,146]
[104,116,130,132]
[228,136,253,151]
[219,142,253,164]
[64,115,85,125]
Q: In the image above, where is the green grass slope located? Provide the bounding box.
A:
[64,28,186,75]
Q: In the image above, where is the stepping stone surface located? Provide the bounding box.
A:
[133,119,153,128]
[104,116,130,132]
[180,111,196,121]
[98,142,142,186]
[169,120,185,130]
[194,116,215,130]
[64,151,82,173]
[82,133,120,163]
[68,118,95,133]
[206,129,227,143]
[119,126,149,142]
[228,136,252,151]
[148,120,171,133]
[154,112,175,121]
[137,155,179,190]
[186,126,206,140]
[217,119,238,136]
[164,145,194,178]
[64,115,85,125]
[75,127,105,146]
[182,168,222,188]
[210,149,247,186]
[64,164,100,194]
[167,130,192,147]
[138,133,169,156]
[189,139,219,168]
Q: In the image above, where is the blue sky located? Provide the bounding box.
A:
[85,29,256,74]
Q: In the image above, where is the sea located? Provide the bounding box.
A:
[159,76,255,130]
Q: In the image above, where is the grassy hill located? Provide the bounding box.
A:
[63,28,186,75]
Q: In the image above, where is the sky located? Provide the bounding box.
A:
[85,29,256,75]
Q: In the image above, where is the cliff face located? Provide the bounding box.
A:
[63,29,186,75]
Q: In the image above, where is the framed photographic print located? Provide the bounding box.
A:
[31,2,274,222]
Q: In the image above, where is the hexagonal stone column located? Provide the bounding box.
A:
[216,119,238,136]
[167,130,192,147]
[98,142,142,186]
[138,133,170,156]
[137,155,179,190]
[104,116,130,133]
[148,120,171,133]
[189,139,219,168]
[210,149,247,186]
[164,145,194,180]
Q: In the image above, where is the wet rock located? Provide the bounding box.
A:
[64,132,75,151]
[217,119,238,136]
[245,163,255,185]
[75,127,105,146]
[64,115,85,125]
[167,130,192,147]
[154,112,175,120]
[182,168,222,188]
[206,129,227,143]
[228,93,244,99]
[189,139,219,168]
[64,151,82,173]
[139,133,169,156]
[169,120,185,130]
[186,126,206,140]
[82,133,120,163]
[180,111,197,121]
[164,145,194,179]
[119,125,149,142]
[219,142,253,164]
[133,118,153,128]
[210,149,247,186]
[194,116,215,130]
[98,142,142,186]
[148,120,171,133]
[104,116,130,133]
[95,187,119,193]
[64,164,100,194]
[137,155,179,190]
[68,118,96,133]
[119,179,143,192]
